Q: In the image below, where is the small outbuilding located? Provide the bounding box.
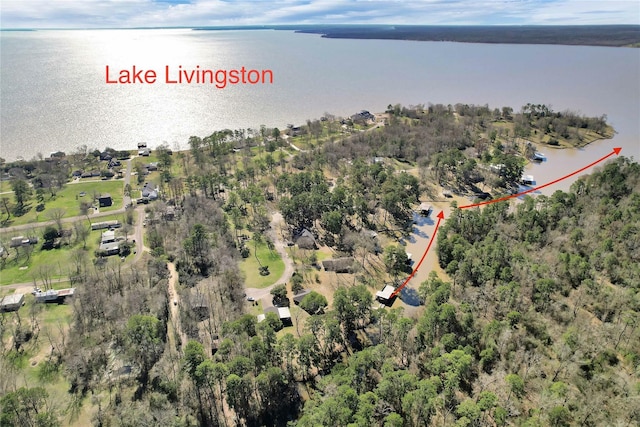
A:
[263,306,293,325]
[375,285,397,305]
[97,194,112,207]
[0,293,25,312]
[418,202,432,217]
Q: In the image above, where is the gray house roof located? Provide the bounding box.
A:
[294,228,317,249]
[142,183,158,199]
[293,289,312,304]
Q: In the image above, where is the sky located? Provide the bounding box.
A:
[1,0,638,29]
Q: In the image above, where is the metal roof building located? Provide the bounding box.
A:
[0,293,25,312]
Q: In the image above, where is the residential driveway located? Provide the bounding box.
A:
[244,211,294,306]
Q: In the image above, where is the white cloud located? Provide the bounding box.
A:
[1,0,638,28]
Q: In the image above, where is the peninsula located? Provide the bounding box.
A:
[1,103,638,427]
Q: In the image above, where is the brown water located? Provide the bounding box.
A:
[1,29,638,163]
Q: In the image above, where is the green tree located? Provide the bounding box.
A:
[42,226,58,250]
[321,210,343,236]
[124,315,164,386]
[384,412,403,427]
[226,374,254,422]
[506,373,525,399]
[270,284,288,306]
[300,291,328,315]
[11,179,32,215]
[384,245,409,279]
[272,127,281,143]
[548,406,572,427]
[0,387,59,427]
[183,340,205,379]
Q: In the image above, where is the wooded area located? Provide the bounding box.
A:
[1,103,637,426]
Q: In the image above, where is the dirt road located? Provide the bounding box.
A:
[244,211,295,301]
[166,262,188,352]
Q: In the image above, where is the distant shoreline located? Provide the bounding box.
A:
[3,25,639,47]
[286,25,640,48]
[193,24,640,48]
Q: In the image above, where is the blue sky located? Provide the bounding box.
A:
[1,0,638,28]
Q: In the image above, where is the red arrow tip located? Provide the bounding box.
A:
[436,211,444,219]
[613,147,622,155]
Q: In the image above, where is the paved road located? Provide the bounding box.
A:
[1,156,137,234]
[1,157,148,290]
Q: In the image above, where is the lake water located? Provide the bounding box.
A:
[1,28,639,191]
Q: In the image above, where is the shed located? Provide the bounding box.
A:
[375,285,397,305]
[418,202,432,216]
[97,193,112,207]
[261,307,293,326]
[0,293,25,312]
[294,228,317,250]
[264,306,292,323]
[322,257,355,273]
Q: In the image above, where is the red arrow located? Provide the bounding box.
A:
[390,211,444,299]
[459,147,622,209]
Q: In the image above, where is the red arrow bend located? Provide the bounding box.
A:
[390,211,444,299]
[389,147,622,299]
[459,147,622,209]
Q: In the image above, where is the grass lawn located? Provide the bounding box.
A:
[2,180,124,228]
[0,180,13,194]
[0,221,108,285]
[1,298,76,422]
[0,243,95,285]
[240,242,285,288]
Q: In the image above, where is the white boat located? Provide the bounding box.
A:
[521,175,535,185]
[532,152,546,161]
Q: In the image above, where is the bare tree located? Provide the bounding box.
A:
[73,221,90,249]
[1,197,11,223]
[46,208,66,232]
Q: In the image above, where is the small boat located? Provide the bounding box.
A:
[532,152,546,161]
[521,175,535,185]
